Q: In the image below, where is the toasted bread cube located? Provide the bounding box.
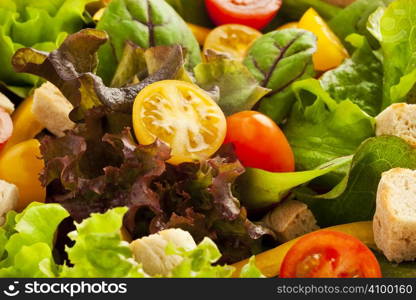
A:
[0,180,19,225]
[262,200,319,243]
[376,103,416,147]
[32,82,75,137]
[373,168,416,263]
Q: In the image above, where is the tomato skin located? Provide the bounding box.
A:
[280,230,382,278]
[205,0,282,30]
[224,111,295,172]
[0,108,13,151]
[203,24,262,61]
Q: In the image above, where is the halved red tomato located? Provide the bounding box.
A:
[205,0,282,30]
[280,230,382,278]
[0,108,13,151]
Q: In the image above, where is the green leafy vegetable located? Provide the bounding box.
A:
[12,29,185,118]
[61,207,146,278]
[0,0,94,93]
[244,29,317,123]
[0,203,69,277]
[40,106,270,264]
[329,0,393,48]
[297,136,416,226]
[165,0,213,27]
[281,0,342,21]
[110,41,147,88]
[283,79,375,172]
[0,202,263,278]
[96,0,201,85]
[379,0,416,107]
[320,34,383,116]
[194,56,270,116]
[235,156,352,210]
[239,256,265,278]
[169,237,234,278]
[374,251,416,278]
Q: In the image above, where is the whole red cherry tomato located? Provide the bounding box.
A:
[224,111,295,172]
[205,0,282,30]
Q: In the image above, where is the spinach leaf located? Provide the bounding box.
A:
[244,29,317,123]
[374,251,416,278]
[321,34,383,116]
[283,79,375,172]
[329,0,393,49]
[194,56,270,116]
[165,0,213,27]
[96,0,201,85]
[235,155,352,210]
[379,0,416,108]
[280,0,342,21]
[297,136,416,227]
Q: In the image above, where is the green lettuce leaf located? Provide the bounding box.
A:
[61,207,146,278]
[239,256,265,278]
[169,237,234,278]
[235,155,352,210]
[194,56,270,116]
[244,29,317,123]
[297,136,416,226]
[0,202,69,277]
[320,34,383,116]
[280,0,342,21]
[283,79,375,172]
[379,0,416,107]
[0,0,94,93]
[329,0,394,49]
[96,0,201,85]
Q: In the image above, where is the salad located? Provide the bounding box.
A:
[0,0,415,278]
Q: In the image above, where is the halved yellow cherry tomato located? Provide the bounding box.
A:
[203,24,262,61]
[187,23,211,45]
[277,22,299,30]
[3,95,44,152]
[132,80,227,165]
[298,8,348,71]
[0,139,46,211]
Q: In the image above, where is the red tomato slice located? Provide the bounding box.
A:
[205,0,282,30]
[224,111,295,172]
[0,108,13,151]
[280,230,382,278]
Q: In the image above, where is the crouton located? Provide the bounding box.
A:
[373,168,416,263]
[32,82,75,137]
[376,103,416,147]
[130,228,196,276]
[0,180,19,225]
[262,200,319,243]
[0,92,14,114]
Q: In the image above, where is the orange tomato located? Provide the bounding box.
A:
[0,139,46,211]
[224,111,295,172]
